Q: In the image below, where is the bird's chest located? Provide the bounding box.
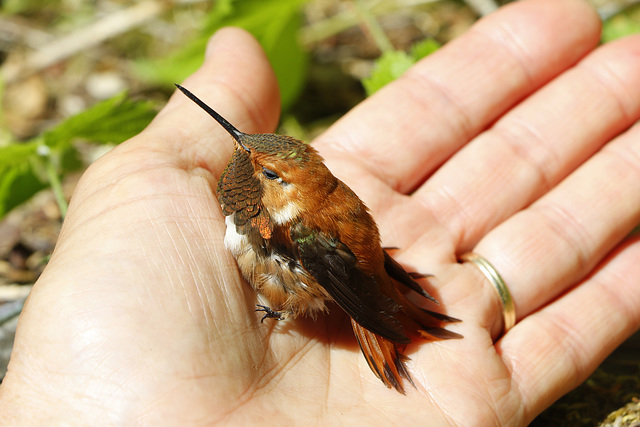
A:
[223,215,330,317]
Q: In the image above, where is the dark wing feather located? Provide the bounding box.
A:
[383,251,463,325]
[383,250,439,303]
[291,223,409,344]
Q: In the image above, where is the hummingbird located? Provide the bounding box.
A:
[176,84,462,394]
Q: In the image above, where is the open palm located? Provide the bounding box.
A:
[2,0,640,425]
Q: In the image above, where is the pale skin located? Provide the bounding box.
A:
[1,0,640,424]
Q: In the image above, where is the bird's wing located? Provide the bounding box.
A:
[291,222,409,344]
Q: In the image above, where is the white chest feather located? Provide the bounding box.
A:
[223,214,247,256]
[222,212,329,318]
[269,201,301,225]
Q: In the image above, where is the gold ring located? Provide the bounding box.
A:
[461,252,516,333]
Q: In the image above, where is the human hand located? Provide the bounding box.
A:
[1,0,639,425]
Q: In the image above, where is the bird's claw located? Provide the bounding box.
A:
[255,304,284,323]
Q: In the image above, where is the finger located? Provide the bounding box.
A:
[315,0,600,194]
[498,235,640,424]
[413,35,640,250]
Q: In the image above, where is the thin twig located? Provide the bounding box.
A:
[1,0,170,85]
[301,0,442,46]
[353,0,395,53]
[0,17,52,48]
[44,156,68,219]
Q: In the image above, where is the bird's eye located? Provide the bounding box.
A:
[262,167,279,180]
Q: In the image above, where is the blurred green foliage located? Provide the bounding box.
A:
[1,0,59,15]
[0,93,156,219]
[0,0,310,219]
[602,4,640,43]
[361,39,440,96]
[135,0,309,111]
[2,0,640,221]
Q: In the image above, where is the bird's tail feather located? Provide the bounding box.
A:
[350,318,413,394]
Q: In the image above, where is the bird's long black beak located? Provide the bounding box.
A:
[175,84,250,153]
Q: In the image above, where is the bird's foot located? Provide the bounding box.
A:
[255,304,285,323]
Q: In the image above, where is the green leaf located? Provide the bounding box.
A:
[362,39,440,96]
[202,0,236,29]
[43,92,156,150]
[0,93,156,219]
[0,141,45,218]
[362,50,414,96]
[134,0,309,111]
[410,38,440,62]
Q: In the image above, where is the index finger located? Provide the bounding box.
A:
[315,0,600,194]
